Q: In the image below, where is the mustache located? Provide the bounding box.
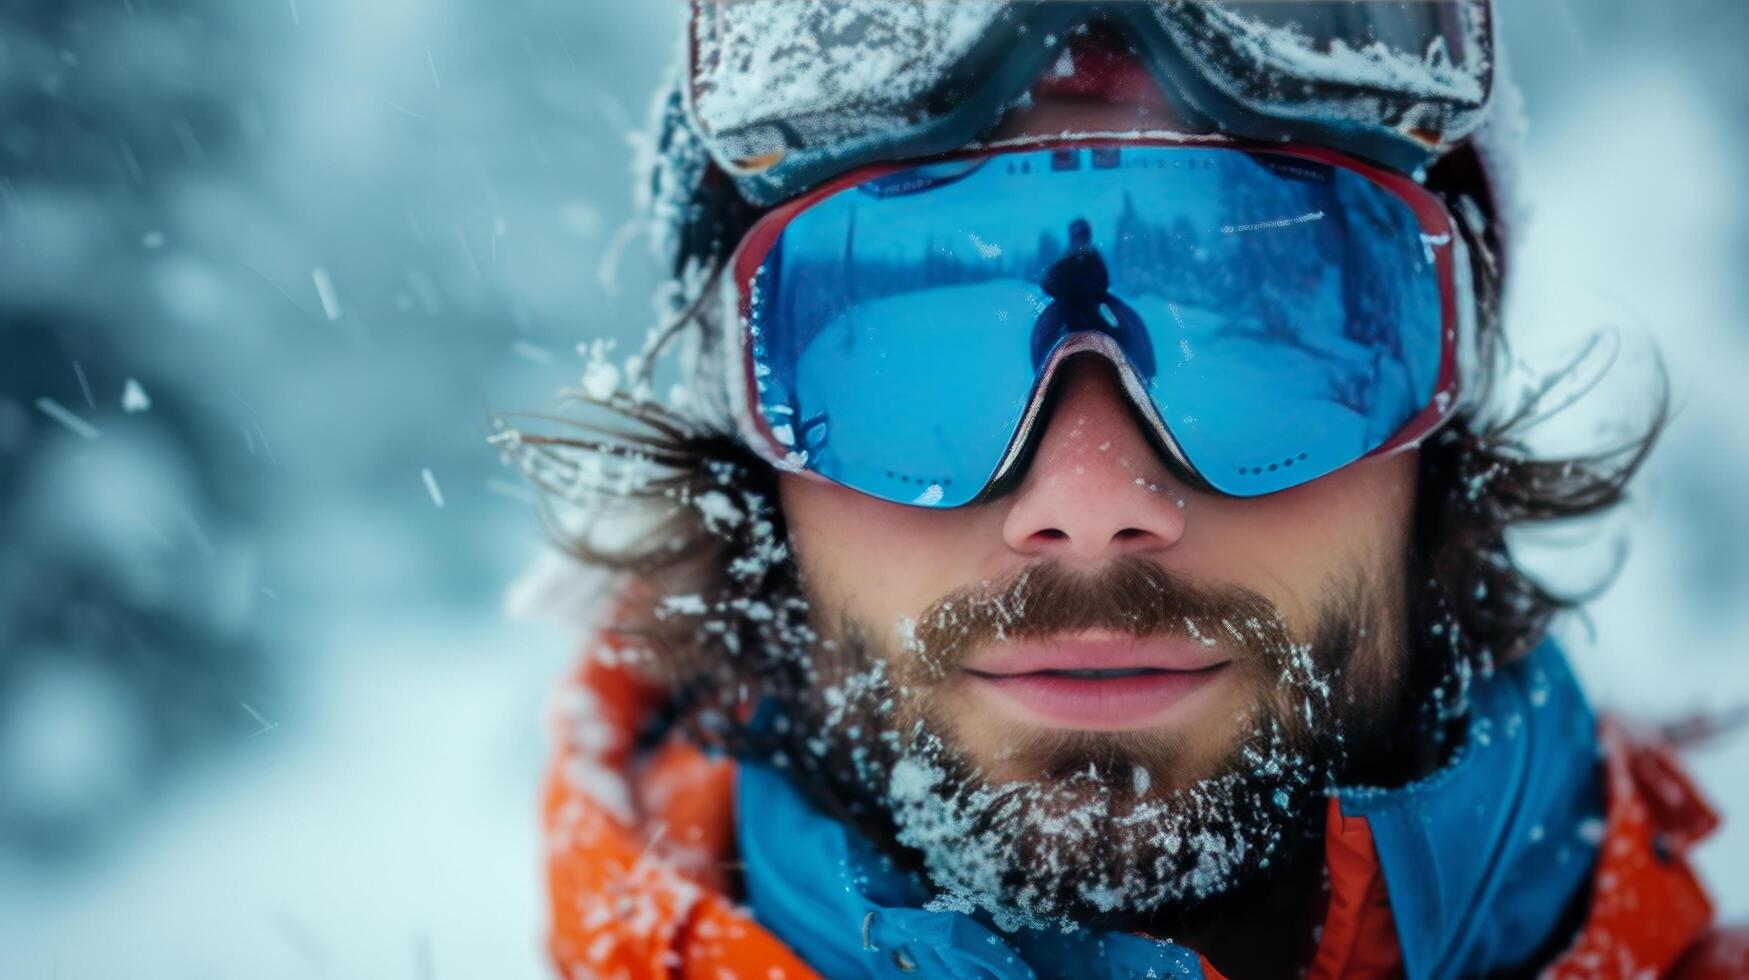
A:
[899,557,1293,684]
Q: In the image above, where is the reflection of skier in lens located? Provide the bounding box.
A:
[1030,218,1156,378]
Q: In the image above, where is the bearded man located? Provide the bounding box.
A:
[506,3,1745,977]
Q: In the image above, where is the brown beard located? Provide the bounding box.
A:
[786,556,1408,932]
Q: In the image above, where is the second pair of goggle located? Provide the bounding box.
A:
[686,0,1494,206]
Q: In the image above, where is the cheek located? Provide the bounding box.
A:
[1278,454,1419,565]
[779,476,995,629]
[1181,454,1419,621]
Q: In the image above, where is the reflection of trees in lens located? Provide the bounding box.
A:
[1318,175,1423,426]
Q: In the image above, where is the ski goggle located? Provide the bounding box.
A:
[726,140,1474,507]
[689,0,1493,207]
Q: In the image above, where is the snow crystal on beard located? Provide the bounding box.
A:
[805,559,1381,934]
[886,687,1327,934]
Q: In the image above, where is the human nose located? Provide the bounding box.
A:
[1000,356,1189,561]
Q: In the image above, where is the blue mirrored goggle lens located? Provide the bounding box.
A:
[747,145,1444,506]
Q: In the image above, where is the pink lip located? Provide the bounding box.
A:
[964,631,1227,676]
[962,633,1231,730]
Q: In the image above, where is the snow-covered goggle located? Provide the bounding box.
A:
[688,0,1494,207]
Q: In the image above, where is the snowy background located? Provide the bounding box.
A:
[0,2,1743,977]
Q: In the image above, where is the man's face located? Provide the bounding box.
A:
[768,99,1425,927]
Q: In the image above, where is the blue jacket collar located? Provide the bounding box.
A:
[735,759,1207,979]
[736,640,1602,980]
[1335,640,1603,978]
